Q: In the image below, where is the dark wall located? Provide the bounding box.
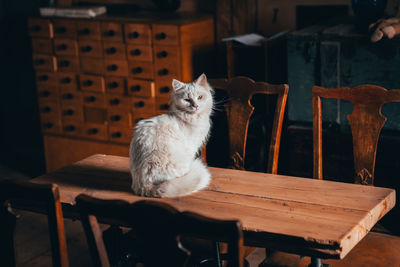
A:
[0,0,48,176]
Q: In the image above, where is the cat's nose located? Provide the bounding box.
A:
[194,104,198,109]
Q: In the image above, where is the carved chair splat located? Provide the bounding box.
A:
[209,76,288,173]
[0,179,69,267]
[312,84,400,184]
[76,194,244,267]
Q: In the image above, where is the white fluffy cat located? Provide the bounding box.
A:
[129,74,213,198]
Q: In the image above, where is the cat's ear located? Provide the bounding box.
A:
[172,79,185,91]
[195,73,208,88]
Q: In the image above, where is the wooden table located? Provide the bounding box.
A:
[31,154,395,262]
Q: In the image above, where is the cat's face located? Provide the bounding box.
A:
[171,74,212,114]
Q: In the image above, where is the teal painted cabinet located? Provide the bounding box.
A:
[287,23,400,130]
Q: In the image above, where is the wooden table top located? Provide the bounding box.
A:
[31,154,396,259]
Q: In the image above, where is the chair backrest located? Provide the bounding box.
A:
[0,179,69,267]
[209,76,288,173]
[312,84,400,184]
[76,194,244,267]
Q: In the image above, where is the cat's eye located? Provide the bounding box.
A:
[198,95,203,100]
[184,98,191,102]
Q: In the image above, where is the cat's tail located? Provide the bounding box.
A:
[149,159,211,198]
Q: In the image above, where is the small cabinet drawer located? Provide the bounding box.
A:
[127,79,155,98]
[124,24,152,45]
[128,61,154,79]
[103,42,126,59]
[82,123,107,141]
[57,73,78,90]
[77,21,101,40]
[101,22,123,42]
[155,80,173,98]
[61,105,84,122]
[79,74,105,93]
[155,98,170,114]
[105,77,125,95]
[106,95,131,108]
[80,57,104,75]
[60,89,82,106]
[132,97,155,113]
[78,40,103,58]
[28,18,53,38]
[54,39,78,56]
[39,101,60,118]
[109,126,132,144]
[62,120,83,136]
[104,60,128,77]
[152,24,179,45]
[36,72,57,87]
[31,38,53,54]
[53,19,77,39]
[127,44,152,62]
[37,87,59,102]
[84,107,107,124]
[108,108,132,127]
[57,56,79,72]
[83,92,105,107]
[41,117,61,134]
[33,54,57,72]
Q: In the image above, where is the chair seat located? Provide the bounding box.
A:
[261,232,400,267]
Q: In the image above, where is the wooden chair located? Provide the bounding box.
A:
[263,84,400,266]
[0,179,69,267]
[208,76,289,173]
[76,194,244,267]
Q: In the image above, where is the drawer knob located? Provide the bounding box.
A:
[88,128,98,135]
[111,115,121,121]
[65,125,76,131]
[109,82,119,88]
[132,67,142,74]
[110,98,120,105]
[40,90,50,97]
[131,49,141,56]
[83,80,93,86]
[108,64,118,71]
[106,47,117,54]
[55,27,67,34]
[63,93,73,99]
[157,51,168,58]
[158,68,169,76]
[39,75,49,81]
[105,30,115,36]
[80,28,91,35]
[111,132,122,138]
[57,44,67,50]
[64,109,74,116]
[43,122,54,129]
[31,25,41,32]
[129,31,139,39]
[61,77,71,83]
[59,60,70,67]
[156,32,167,40]
[86,96,96,102]
[160,86,170,93]
[134,101,145,108]
[41,106,51,113]
[160,104,169,110]
[130,85,141,92]
[35,58,45,65]
[82,46,92,52]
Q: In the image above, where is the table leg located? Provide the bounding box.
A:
[309,257,329,267]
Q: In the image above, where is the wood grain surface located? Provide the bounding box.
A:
[31,154,396,259]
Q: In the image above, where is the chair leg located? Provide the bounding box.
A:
[309,257,329,267]
[0,203,18,267]
[102,225,123,266]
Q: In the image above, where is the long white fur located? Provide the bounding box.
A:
[129,74,213,198]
